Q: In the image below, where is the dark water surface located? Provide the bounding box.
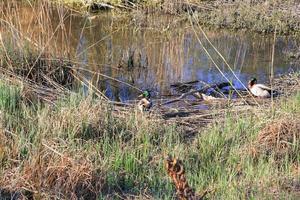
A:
[2,4,299,101]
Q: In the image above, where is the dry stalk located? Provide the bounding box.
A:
[165,156,210,200]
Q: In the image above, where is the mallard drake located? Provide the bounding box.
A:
[138,90,153,112]
[248,77,272,98]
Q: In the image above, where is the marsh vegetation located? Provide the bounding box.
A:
[58,0,300,34]
[0,0,299,199]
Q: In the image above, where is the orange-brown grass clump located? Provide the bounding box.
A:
[252,118,300,160]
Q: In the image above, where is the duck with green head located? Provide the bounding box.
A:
[138,90,153,112]
[248,77,273,98]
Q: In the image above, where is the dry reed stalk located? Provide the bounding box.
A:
[0,0,77,104]
[0,68,70,104]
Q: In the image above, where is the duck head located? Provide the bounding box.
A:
[138,90,151,99]
[248,77,257,88]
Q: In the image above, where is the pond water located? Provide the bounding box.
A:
[2,3,299,101]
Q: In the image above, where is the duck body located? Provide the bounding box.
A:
[138,98,152,112]
[137,90,153,112]
[248,78,272,98]
[249,84,271,98]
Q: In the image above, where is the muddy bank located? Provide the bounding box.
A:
[56,0,300,34]
[154,72,300,135]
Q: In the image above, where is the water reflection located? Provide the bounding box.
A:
[73,15,298,101]
[1,3,299,101]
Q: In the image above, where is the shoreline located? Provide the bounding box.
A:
[52,0,300,35]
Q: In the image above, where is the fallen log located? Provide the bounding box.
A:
[171,80,199,93]
[170,80,199,87]
[88,2,115,12]
[162,82,231,105]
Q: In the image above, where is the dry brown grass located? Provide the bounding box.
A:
[252,117,300,160]
[0,147,104,199]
